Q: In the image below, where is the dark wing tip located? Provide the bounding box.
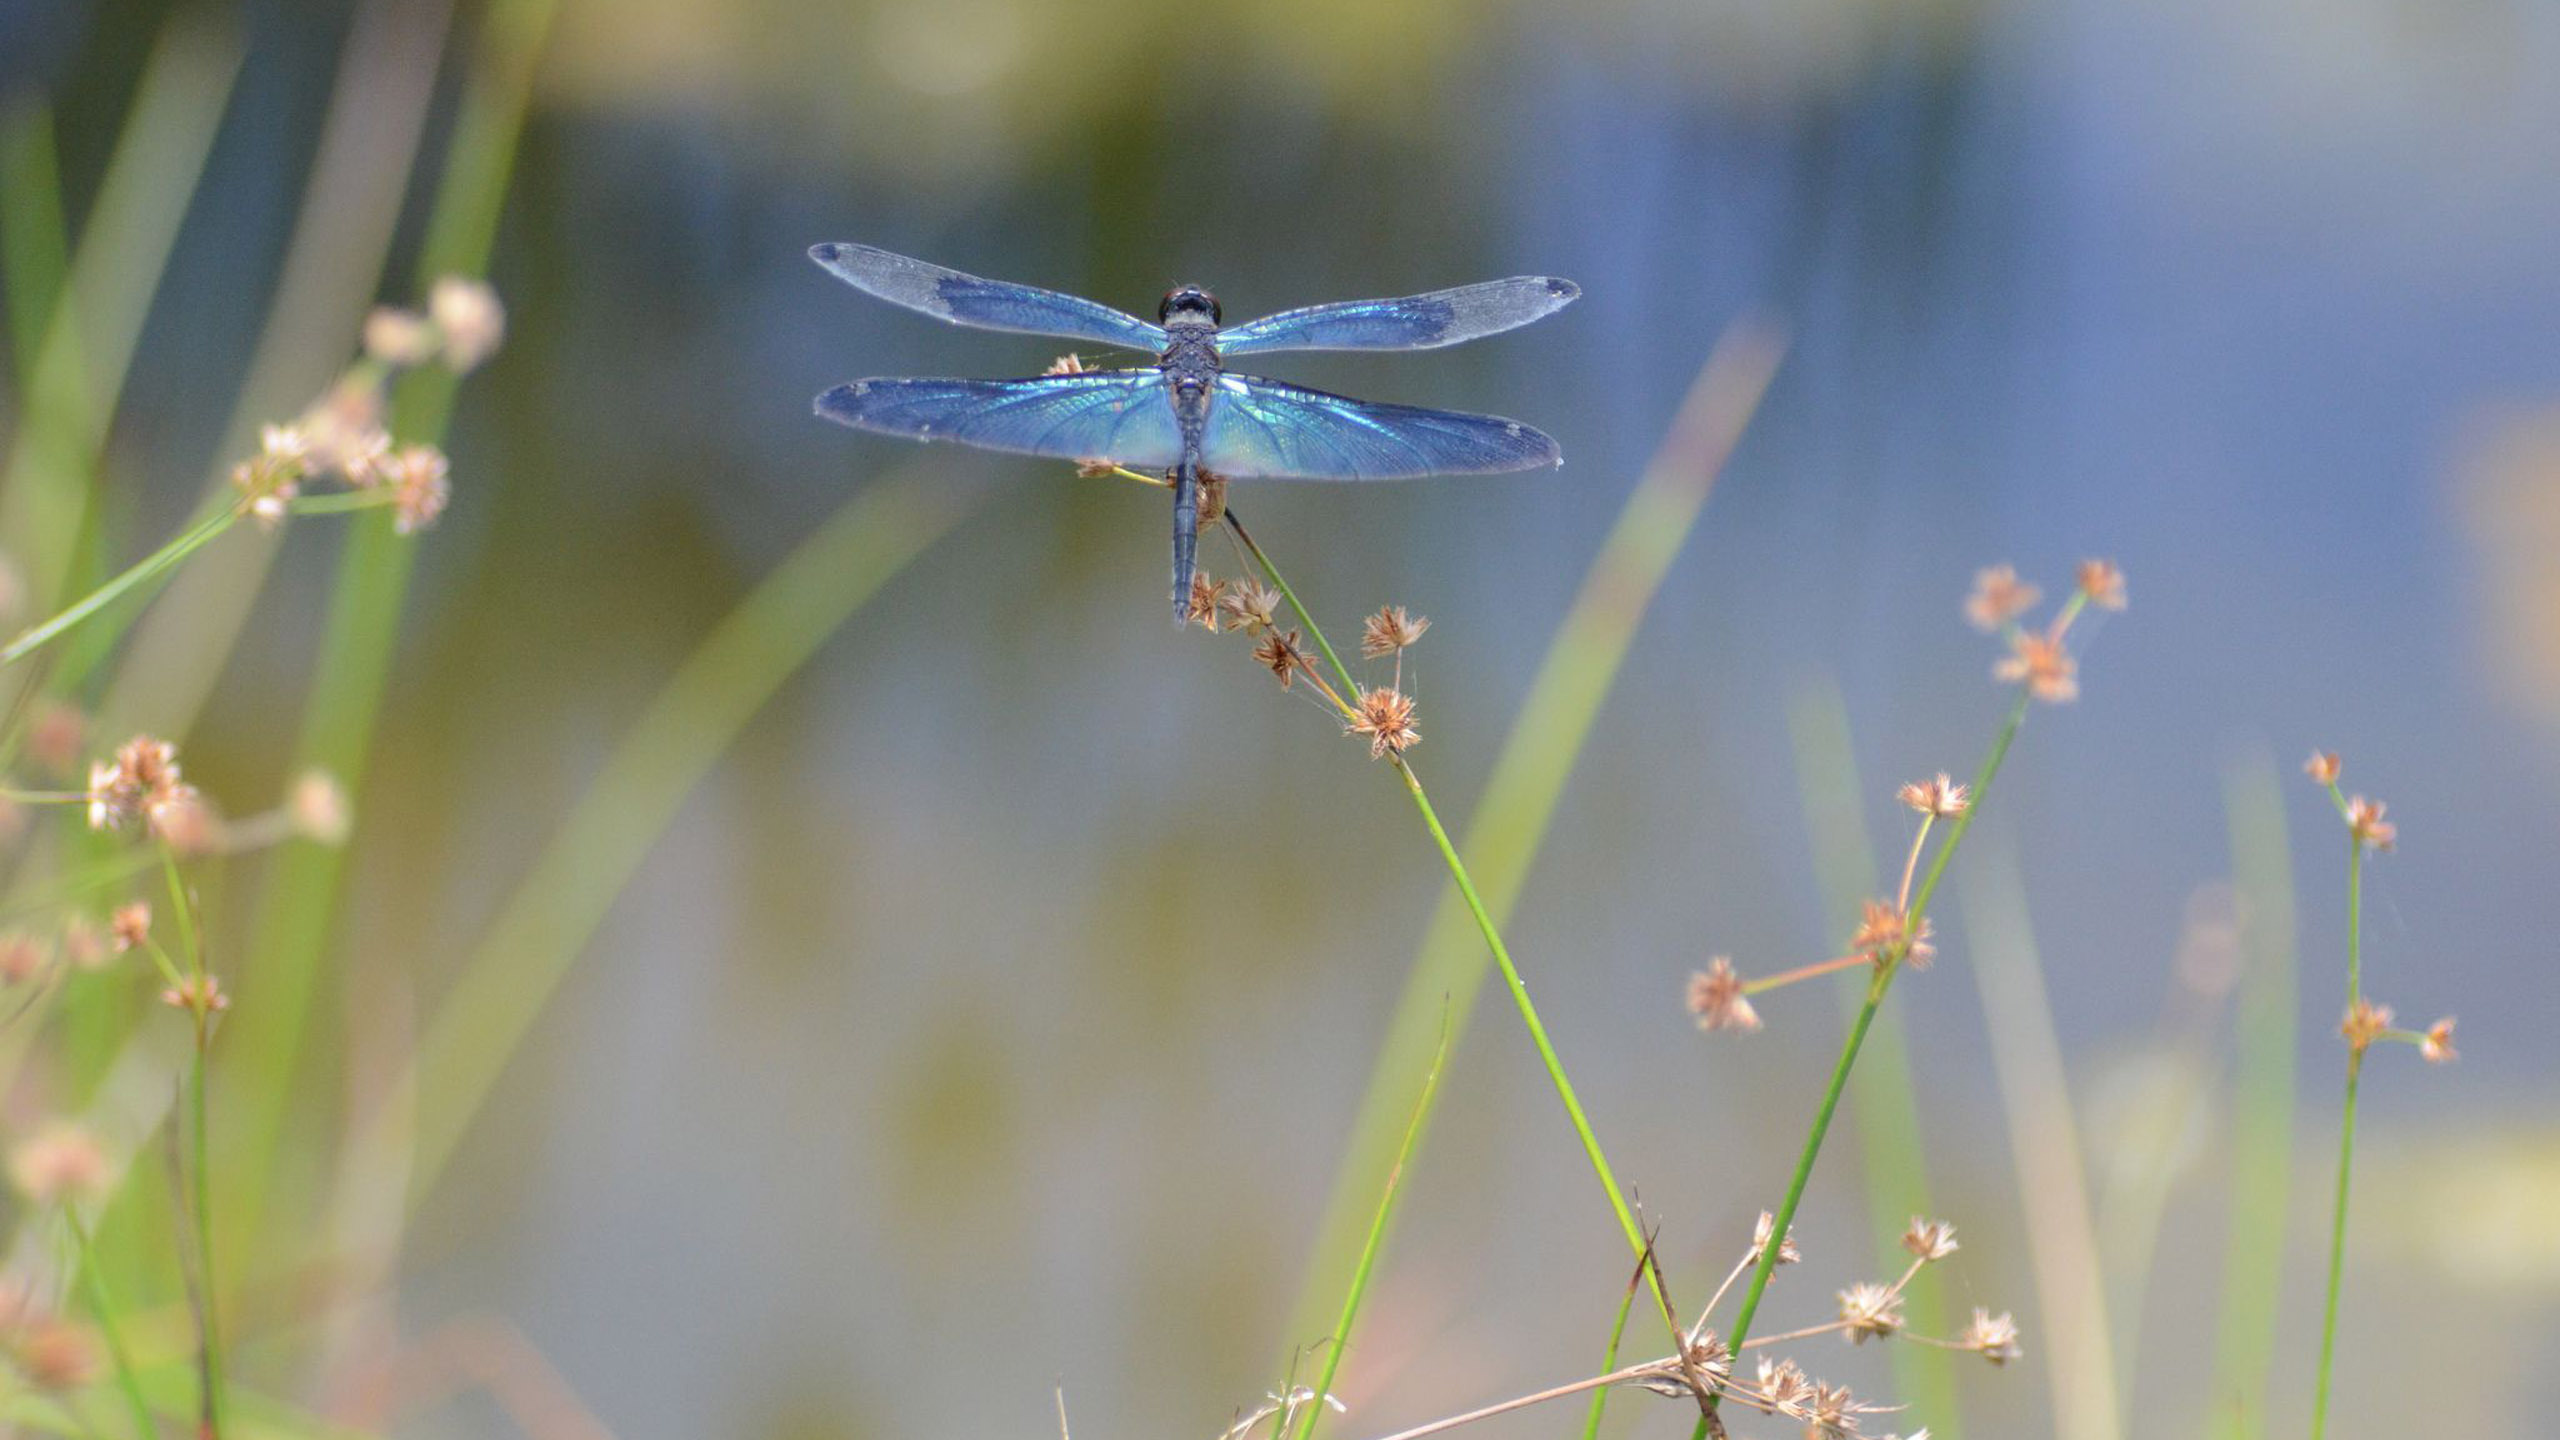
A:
[809,242,845,265]
[1543,277,1581,304]
[813,381,871,422]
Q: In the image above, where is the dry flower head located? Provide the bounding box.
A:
[1993,629,2079,703]
[1900,1216,1959,1262]
[1896,773,1969,818]
[428,275,506,372]
[109,903,150,954]
[2421,1016,2458,1064]
[2305,750,2341,786]
[2344,795,2396,851]
[1347,686,1420,759]
[1251,629,1309,688]
[1964,565,2041,631]
[2340,997,2393,1052]
[1686,956,1761,1033]
[2076,558,2127,610]
[7,1125,110,1207]
[1837,1281,1905,1342]
[1359,605,1431,658]
[1852,899,1934,968]
[1961,1308,2022,1365]
[1185,573,1227,631]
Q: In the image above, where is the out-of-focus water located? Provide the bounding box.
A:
[9,0,2559,1435]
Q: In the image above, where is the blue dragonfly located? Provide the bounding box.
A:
[809,243,1579,620]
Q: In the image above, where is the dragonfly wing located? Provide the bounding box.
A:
[1217,276,1579,355]
[1200,374,1562,480]
[815,371,1182,470]
[811,243,1169,353]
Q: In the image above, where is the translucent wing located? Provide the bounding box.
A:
[1201,374,1562,480]
[811,243,1169,352]
[1216,276,1579,355]
[814,371,1182,469]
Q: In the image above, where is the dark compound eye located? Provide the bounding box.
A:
[1157,289,1179,323]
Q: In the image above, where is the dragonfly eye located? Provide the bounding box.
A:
[1158,285,1220,325]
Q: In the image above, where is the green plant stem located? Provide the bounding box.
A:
[1712,685,2032,1397]
[1578,1255,1647,1440]
[66,1212,157,1440]
[2308,834,2364,1440]
[0,509,233,668]
[160,849,223,1439]
[1225,511,1651,1263]
[1293,1018,1451,1440]
[186,1039,224,1440]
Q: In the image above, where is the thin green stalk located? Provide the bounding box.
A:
[1785,679,1960,1437]
[2308,832,2364,1440]
[1293,1018,1452,1440]
[161,851,223,1439]
[227,0,559,1252]
[0,490,402,669]
[185,1040,223,1440]
[0,508,234,667]
[65,1212,157,1440]
[1577,1251,1650,1440]
[1226,512,1650,1267]
[1716,686,2032,1376]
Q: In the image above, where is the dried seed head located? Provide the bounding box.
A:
[1993,630,2079,703]
[2341,997,2393,1052]
[0,934,43,985]
[2421,1016,2458,1064]
[160,974,230,1017]
[88,737,186,833]
[109,903,150,954]
[428,276,506,372]
[231,425,310,527]
[146,785,216,854]
[1896,772,1970,818]
[1751,1210,1801,1265]
[27,702,84,778]
[2076,558,2127,611]
[1899,1216,1959,1262]
[1075,459,1119,479]
[1185,573,1227,631]
[1251,629,1309,689]
[291,770,352,845]
[7,1125,110,1207]
[1837,1281,1905,1342]
[1754,1356,1810,1414]
[1220,581,1282,635]
[388,444,452,534]
[1964,564,2041,631]
[1961,1308,2022,1365]
[1347,686,1420,759]
[2304,750,2341,786]
[1686,956,1761,1033]
[13,1318,101,1391]
[1359,605,1431,659]
[2344,795,2396,851]
[1852,899,1934,968]
[1043,353,1089,375]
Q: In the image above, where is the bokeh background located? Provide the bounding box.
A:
[2,0,2557,1437]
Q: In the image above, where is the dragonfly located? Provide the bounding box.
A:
[809,243,1579,620]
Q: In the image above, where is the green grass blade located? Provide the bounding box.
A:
[1294,1014,1453,1440]
[102,0,459,743]
[2206,756,2296,1439]
[222,0,561,1249]
[0,99,73,394]
[1959,839,2122,1440]
[1782,677,1961,1438]
[1277,321,1784,1355]
[383,469,972,1200]
[0,17,243,607]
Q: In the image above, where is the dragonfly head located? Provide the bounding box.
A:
[1158,285,1221,326]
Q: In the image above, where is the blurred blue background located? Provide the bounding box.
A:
[4,0,2556,1436]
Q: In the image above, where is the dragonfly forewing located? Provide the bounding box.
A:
[810,244,1170,353]
[1216,276,1580,355]
[815,372,1184,470]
